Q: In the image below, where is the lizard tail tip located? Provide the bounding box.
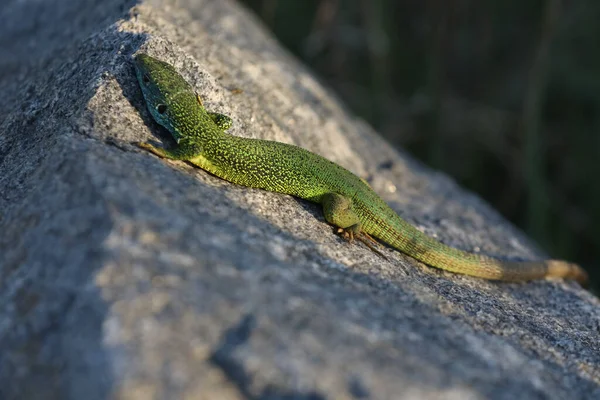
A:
[547,260,589,285]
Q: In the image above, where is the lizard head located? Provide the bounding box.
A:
[133,53,202,143]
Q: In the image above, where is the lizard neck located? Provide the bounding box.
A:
[188,112,227,143]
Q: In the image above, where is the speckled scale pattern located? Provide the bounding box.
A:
[133,53,587,284]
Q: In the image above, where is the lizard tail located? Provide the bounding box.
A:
[486,259,588,284]
[372,218,588,284]
[542,260,588,284]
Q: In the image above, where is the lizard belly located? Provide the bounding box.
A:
[188,154,222,176]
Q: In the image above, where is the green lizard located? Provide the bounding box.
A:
[132,53,588,284]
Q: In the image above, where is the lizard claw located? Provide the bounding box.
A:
[336,227,354,242]
[195,91,204,107]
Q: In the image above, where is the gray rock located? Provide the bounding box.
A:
[1,0,599,399]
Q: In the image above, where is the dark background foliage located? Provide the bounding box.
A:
[240,0,600,287]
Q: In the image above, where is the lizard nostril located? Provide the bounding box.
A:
[156,104,167,114]
[143,74,150,83]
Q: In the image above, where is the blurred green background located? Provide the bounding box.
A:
[240,0,600,286]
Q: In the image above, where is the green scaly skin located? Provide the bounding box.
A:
[132,53,587,284]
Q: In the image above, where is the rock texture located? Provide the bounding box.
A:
[1,0,599,399]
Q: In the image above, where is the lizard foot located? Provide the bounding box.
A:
[357,233,388,260]
[336,227,355,242]
[134,141,166,157]
[133,141,188,160]
[336,227,388,260]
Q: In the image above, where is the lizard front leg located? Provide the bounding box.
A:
[207,112,233,131]
[134,141,201,161]
[196,92,234,131]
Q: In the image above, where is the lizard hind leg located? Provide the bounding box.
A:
[322,193,388,259]
[322,193,361,239]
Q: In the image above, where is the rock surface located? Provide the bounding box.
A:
[1,0,599,399]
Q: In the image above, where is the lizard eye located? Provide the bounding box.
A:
[156,104,167,114]
[142,74,150,83]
